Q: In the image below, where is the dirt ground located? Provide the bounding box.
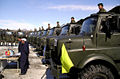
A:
[0,46,49,79]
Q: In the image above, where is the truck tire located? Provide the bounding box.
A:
[80,64,115,79]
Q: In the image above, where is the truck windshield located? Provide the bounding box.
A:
[18,32,23,35]
[80,17,97,35]
[6,32,12,35]
[49,28,54,36]
[29,33,33,36]
[60,25,69,35]
[42,30,47,36]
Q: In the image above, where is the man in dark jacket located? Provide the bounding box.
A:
[19,38,29,75]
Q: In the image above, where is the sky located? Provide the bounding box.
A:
[0,0,120,30]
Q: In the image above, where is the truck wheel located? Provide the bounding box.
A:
[80,64,115,79]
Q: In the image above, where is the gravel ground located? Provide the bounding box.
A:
[0,46,48,79]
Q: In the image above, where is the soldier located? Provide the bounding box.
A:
[48,24,51,30]
[39,27,41,31]
[71,17,76,23]
[98,3,106,13]
[42,26,44,31]
[56,21,60,27]
[34,28,37,32]
[0,30,2,46]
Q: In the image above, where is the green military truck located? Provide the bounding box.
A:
[27,32,33,44]
[32,31,39,47]
[28,31,42,46]
[28,32,35,45]
[36,29,50,51]
[43,21,83,65]
[46,6,120,79]
[38,27,61,56]
[36,30,43,48]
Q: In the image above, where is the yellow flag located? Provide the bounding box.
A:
[60,44,74,74]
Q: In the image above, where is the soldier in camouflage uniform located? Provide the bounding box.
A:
[39,27,41,31]
[47,24,51,35]
[48,24,51,30]
[42,26,44,31]
[71,17,76,23]
[0,30,2,45]
[56,21,60,27]
[98,3,106,13]
[2,30,6,46]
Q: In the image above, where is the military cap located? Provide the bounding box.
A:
[71,17,74,19]
[98,3,103,6]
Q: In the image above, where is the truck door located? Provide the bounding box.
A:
[97,16,120,47]
[97,15,120,69]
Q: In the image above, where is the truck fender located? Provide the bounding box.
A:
[77,54,119,72]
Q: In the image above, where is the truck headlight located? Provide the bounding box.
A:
[54,39,57,46]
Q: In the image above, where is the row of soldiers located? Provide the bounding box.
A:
[39,17,76,31]
[40,3,106,30]
[0,30,26,46]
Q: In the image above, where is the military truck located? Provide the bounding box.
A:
[32,31,39,47]
[37,27,61,56]
[47,6,120,79]
[36,31,43,47]
[28,32,35,45]
[27,32,33,44]
[36,29,50,51]
[43,21,83,65]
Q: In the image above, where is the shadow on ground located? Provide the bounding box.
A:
[41,68,70,79]
[5,62,18,69]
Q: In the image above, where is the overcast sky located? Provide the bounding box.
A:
[0,0,120,30]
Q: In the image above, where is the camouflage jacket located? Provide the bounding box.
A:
[98,8,106,13]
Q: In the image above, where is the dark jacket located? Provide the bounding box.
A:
[19,42,29,60]
[18,41,22,53]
